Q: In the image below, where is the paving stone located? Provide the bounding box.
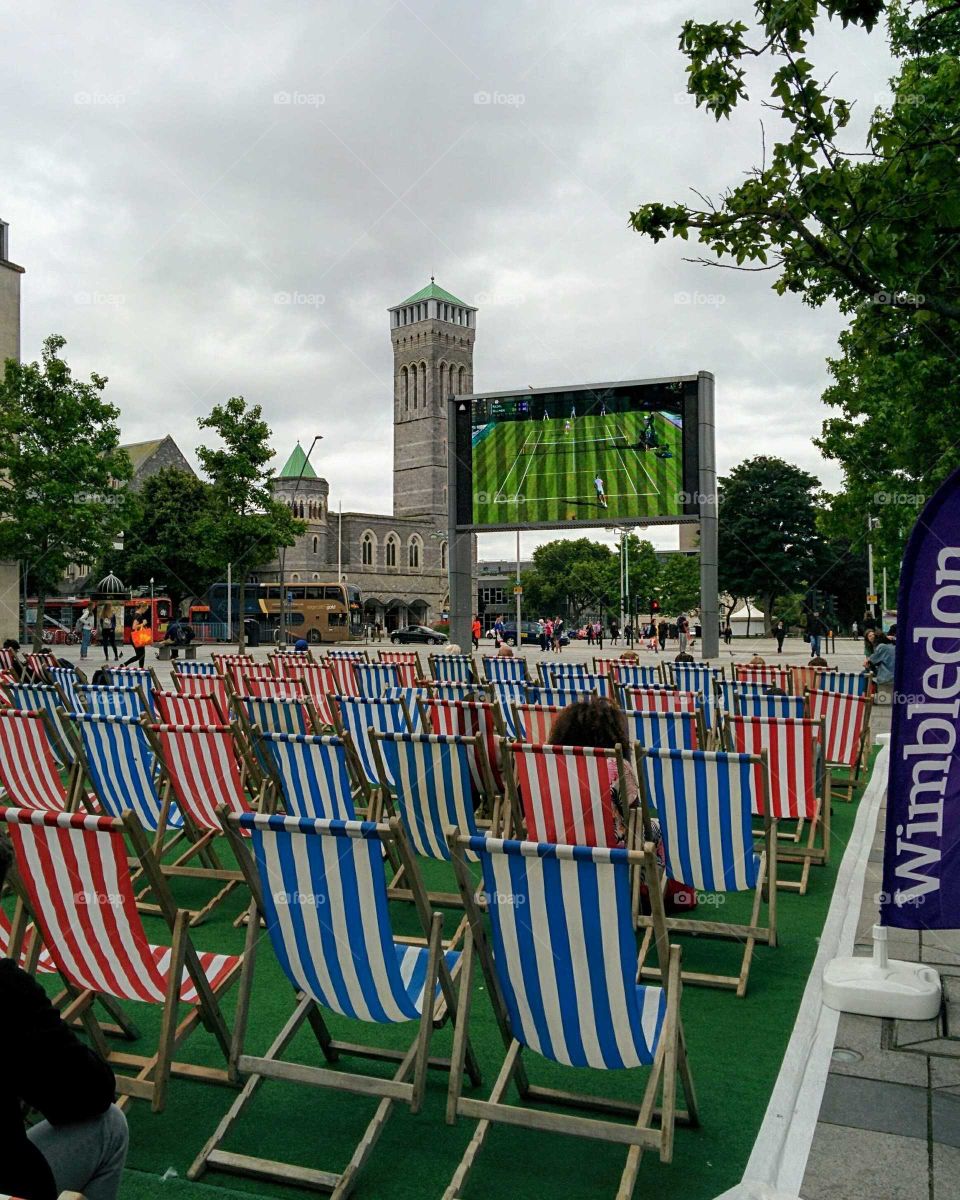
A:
[924,931,960,967]
[932,1091,960,1150]
[932,1143,960,1200]
[819,1074,928,1139]
[801,1123,928,1200]
[828,1014,928,1086]
[895,1012,945,1048]
[931,1056,960,1091]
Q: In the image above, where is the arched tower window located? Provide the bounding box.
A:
[408,535,422,570]
[312,536,319,554]
[385,534,399,568]
[411,364,418,409]
[401,365,409,411]
[458,366,467,392]
[420,362,427,407]
[440,540,448,571]
[361,531,376,566]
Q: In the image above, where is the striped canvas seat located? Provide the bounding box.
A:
[276,661,336,725]
[325,649,368,659]
[479,655,527,683]
[429,653,475,684]
[73,714,182,833]
[0,645,19,673]
[511,702,564,745]
[738,693,807,720]
[538,661,588,687]
[257,732,357,820]
[377,651,419,686]
[2,806,240,1110]
[636,746,776,995]
[443,834,696,1197]
[592,656,620,677]
[239,694,315,738]
[154,689,225,726]
[234,665,280,694]
[173,672,231,722]
[537,685,586,709]
[807,691,872,797]
[335,696,410,793]
[485,680,531,738]
[104,668,156,714]
[242,677,305,702]
[629,710,700,752]
[504,742,623,846]
[325,654,360,697]
[421,697,502,795]
[77,684,147,719]
[172,660,218,677]
[669,664,720,729]
[0,907,56,973]
[789,665,822,695]
[383,686,430,733]
[48,666,81,711]
[734,666,790,690]
[152,724,255,833]
[191,812,474,1193]
[814,670,872,697]
[353,662,402,697]
[0,709,75,812]
[610,662,662,689]
[7,684,75,764]
[431,681,483,703]
[625,686,698,714]
[24,652,58,682]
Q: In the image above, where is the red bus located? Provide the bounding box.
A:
[24,596,174,645]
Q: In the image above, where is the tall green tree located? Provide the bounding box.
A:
[718,456,822,633]
[521,538,617,620]
[196,397,303,650]
[0,335,132,649]
[657,553,701,618]
[618,534,662,622]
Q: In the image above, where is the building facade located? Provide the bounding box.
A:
[0,220,23,635]
[257,281,477,630]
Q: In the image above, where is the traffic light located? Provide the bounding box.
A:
[651,598,661,615]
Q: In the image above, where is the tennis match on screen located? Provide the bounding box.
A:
[469,385,685,527]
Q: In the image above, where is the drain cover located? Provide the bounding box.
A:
[831,1048,863,1064]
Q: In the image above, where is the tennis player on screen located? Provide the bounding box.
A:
[594,474,607,508]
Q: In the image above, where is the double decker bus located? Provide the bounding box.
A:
[24,596,173,645]
[207,581,362,644]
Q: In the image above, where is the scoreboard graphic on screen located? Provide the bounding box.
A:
[451,376,702,532]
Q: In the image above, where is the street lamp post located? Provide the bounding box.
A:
[278,435,323,648]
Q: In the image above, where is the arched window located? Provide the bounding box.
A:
[408,535,422,570]
[361,531,376,566]
[411,364,418,409]
[291,573,300,582]
[458,366,467,392]
[312,536,319,554]
[385,534,399,568]
[440,540,448,571]
[420,362,427,405]
[401,365,409,410]
[312,573,320,581]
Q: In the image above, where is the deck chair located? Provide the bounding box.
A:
[667,664,720,733]
[420,696,504,802]
[190,812,479,1196]
[212,653,253,677]
[538,660,588,686]
[333,695,411,808]
[325,654,360,696]
[47,665,82,710]
[77,684,148,719]
[724,715,828,894]
[24,651,58,682]
[478,655,527,683]
[172,660,218,677]
[592,654,621,676]
[0,644,19,674]
[429,652,475,685]
[510,701,564,745]
[734,666,790,690]
[807,691,872,800]
[629,710,701,752]
[536,685,585,709]
[611,662,662,689]
[502,741,627,846]
[0,709,81,812]
[432,681,484,703]
[485,681,531,737]
[7,683,76,764]
[814,670,874,697]
[377,650,420,685]
[104,667,158,714]
[148,723,260,922]
[739,693,807,720]
[1,806,241,1111]
[0,905,56,973]
[154,689,225,726]
[353,661,402,697]
[625,687,698,715]
[231,664,279,695]
[635,747,776,996]
[235,693,321,782]
[241,677,305,701]
[383,686,431,732]
[173,671,231,722]
[256,731,359,819]
[788,665,822,695]
[275,660,337,726]
[445,833,698,1199]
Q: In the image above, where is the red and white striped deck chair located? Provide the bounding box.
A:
[592,655,620,678]
[173,672,231,723]
[325,654,360,697]
[242,677,305,702]
[154,689,225,726]
[789,665,823,696]
[725,715,829,894]
[625,686,699,715]
[228,663,275,695]
[24,651,58,683]
[276,660,337,726]
[0,709,81,813]
[734,665,790,690]
[0,906,56,973]
[1,806,241,1111]
[807,691,872,800]
[502,741,628,847]
[377,650,420,686]
[0,644,19,674]
[510,702,564,746]
[149,723,261,923]
[419,697,503,813]
[212,652,253,676]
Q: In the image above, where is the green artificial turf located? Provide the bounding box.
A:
[471,411,683,526]
[19,751,878,1200]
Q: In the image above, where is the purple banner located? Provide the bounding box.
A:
[882,465,960,929]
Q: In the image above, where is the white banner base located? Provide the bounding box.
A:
[822,924,941,1020]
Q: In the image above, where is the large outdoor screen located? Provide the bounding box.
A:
[452,377,702,532]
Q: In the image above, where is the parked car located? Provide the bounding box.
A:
[498,620,569,647]
[390,625,448,646]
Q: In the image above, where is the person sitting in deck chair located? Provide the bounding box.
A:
[0,833,129,1200]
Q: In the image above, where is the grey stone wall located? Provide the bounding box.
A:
[0,256,23,636]
[130,436,197,490]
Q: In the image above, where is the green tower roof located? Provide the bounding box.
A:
[396,279,470,308]
[278,442,318,480]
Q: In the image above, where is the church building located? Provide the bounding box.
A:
[258,281,477,631]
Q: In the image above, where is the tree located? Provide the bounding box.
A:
[657,553,701,618]
[0,335,132,649]
[718,456,822,633]
[195,397,304,650]
[618,535,662,624]
[521,538,618,621]
[106,468,220,611]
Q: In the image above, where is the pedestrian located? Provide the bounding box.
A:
[552,616,564,653]
[722,621,733,646]
[773,618,786,654]
[676,612,689,654]
[123,601,152,668]
[375,620,383,642]
[609,617,619,645]
[493,614,504,647]
[657,619,668,651]
[594,619,603,648]
[543,617,554,653]
[851,620,859,639]
[586,622,594,647]
[806,609,825,658]
[76,606,96,660]
[471,615,481,651]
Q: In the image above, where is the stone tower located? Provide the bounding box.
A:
[272,442,330,577]
[389,281,477,520]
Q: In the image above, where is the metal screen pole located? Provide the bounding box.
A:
[698,371,719,659]
[515,529,522,638]
[448,399,472,651]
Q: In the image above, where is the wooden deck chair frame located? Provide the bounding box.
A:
[188,811,481,1198]
[232,691,324,783]
[444,833,698,1200]
[428,652,476,685]
[634,746,777,997]
[1,808,241,1111]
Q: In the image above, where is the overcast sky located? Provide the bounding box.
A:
[1,0,894,560]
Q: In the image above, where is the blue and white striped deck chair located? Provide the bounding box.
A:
[431,681,483,703]
[444,834,698,1197]
[429,653,475,685]
[537,686,584,710]
[628,710,701,752]
[738,693,807,721]
[256,732,357,820]
[537,660,588,687]
[611,662,661,690]
[479,655,527,683]
[105,668,157,715]
[7,683,75,765]
[47,666,81,712]
[352,661,402,698]
[172,661,218,677]
[71,714,182,841]
[635,746,775,996]
[76,684,147,720]
[668,664,720,733]
[239,695,315,738]
[192,812,480,1193]
[334,695,411,802]
[382,686,431,733]
[485,681,532,738]
[816,670,872,697]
